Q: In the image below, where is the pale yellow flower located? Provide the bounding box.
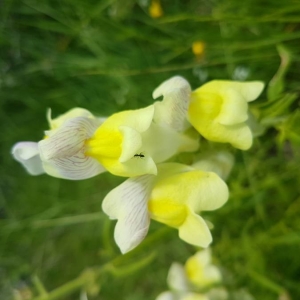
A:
[156,249,225,300]
[149,0,163,18]
[12,76,199,179]
[192,41,206,59]
[188,80,264,150]
[102,163,228,253]
[86,76,198,177]
[185,249,222,289]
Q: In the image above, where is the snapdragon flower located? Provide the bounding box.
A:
[156,249,226,300]
[12,77,199,179]
[102,162,228,253]
[188,80,264,150]
[12,108,106,180]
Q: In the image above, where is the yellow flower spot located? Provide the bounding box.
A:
[185,256,205,287]
[149,0,163,19]
[148,199,187,228]
[192,41,205,58]
[85,127,122,162]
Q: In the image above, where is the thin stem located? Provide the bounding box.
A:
[32,275,48,297]
[31,276,87,300]
[29,226,171,300]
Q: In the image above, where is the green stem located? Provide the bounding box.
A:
[32,275,48,297]
[248,270,285,294]
[108,252,156,277]
[30,226,171,300]
[31,276,87,300]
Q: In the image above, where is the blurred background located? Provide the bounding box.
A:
[1,0,300,299]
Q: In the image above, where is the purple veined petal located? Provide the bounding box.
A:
[102,175,155,253]
[42,148,106,180]
[153,76,192,132]
[39,116,105,180]
[39,117,99,160]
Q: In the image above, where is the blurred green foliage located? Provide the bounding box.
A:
[1,0,300,299]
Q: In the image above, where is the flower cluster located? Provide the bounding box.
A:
[156,248,225,300]
[12,76,264,253]
[156,248,254,300]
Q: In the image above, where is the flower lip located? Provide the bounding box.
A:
[38,116,106,180]
[11,142,45,175]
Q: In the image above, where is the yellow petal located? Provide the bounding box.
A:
[100,154,157,177]
[86,106,155,177]
[189,90,222,120]
[85,127,122,160]
[148,198,187,228]
[193,80,264,102]
[142,123,199,163]
[178,209,212,248]
[98,105,154,132]
[217,88,248,125]
[188,108,253,150]
[189,80,264,150]
[119,126,143,163]
[185,249,222,288]
[150,169,228,212]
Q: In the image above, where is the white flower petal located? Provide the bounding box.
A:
[47,107,96,130]
[153,76,191,132]
[39,116,105,180]
[39,117,98,160]
[102,175,155,253]
[192,248,212,266]
[167,263,190,292]
[207,288,228,300]
[142,123,199,163]
[192,152,234,180]
[156,291,177,300]
[203,265,222,284]
[182,294,209,300]
[11,142,44,175]
[41,152,106,180]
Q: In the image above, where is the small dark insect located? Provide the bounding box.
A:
[134,153,145,158]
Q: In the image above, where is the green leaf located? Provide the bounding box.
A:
[276,109,300,146]
[267,44,292,101]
